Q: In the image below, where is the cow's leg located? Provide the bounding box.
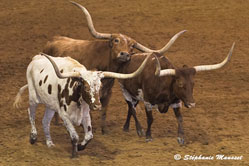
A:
[42,107,55,147]
[173,107,184,145]
[120,83,143,135]
[58,110,79,158]
[78,106,93,151]
[100,92,111,135]
[53,113,59,125]
[123,100,144,136]
[100,79,114,135]
[123,100,132,132]
[144,105,153,142]
[28,105,38,144]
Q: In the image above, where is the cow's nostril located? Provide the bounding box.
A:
[93,105,101,110]
[120,52,124,56]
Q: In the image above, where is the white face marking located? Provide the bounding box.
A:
[80,71,103,104]
[120,34,127,45]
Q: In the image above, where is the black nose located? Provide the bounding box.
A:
[93,105,102,110]
[120,52,131,59]
[118,52,131,62]
[120,52,129,56]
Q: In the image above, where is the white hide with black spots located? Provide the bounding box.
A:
[14,54,101,150]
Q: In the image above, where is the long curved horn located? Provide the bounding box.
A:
[194,42,235,72]
[134,30,187,53]
[102,53,160,79]
[41,53,81,78]
[70,1,111,39]
[159,69,176,76]
[159,42,235,76]
[153,55,161,76]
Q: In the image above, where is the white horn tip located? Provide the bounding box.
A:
[227,42,236,60]
[181,30,187,33]
[177,30,187,35]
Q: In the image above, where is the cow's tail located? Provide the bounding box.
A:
[13,84,28,109]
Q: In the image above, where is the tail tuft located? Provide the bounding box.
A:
[13,84,28,109]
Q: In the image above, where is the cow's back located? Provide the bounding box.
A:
[43,36,110,71]
[119,53,175,102]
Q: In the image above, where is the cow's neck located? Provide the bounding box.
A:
[169,77,179,103]
[79,40,112,72]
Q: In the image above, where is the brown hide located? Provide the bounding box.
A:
[43,34,136,112]
[43,36,112,71]
[173,68,196,107]
[120,54,174,104]
[119,53,196,109]
[43,34,135,72]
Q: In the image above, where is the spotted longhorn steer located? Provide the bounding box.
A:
[119,43,235,144]
[13,52,159,157]
[43,1,184,134]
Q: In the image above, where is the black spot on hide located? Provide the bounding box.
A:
[48,84,52,94]
[44,75,48,83]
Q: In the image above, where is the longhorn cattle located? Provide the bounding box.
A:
[13,52,159,157]
[43,1,184,134]
[119,43,235,144]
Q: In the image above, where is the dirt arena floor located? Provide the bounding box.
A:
[1,0,249,165]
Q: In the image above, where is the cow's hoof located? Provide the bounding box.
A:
[177,137,184,145]
[30,133,37,144]
[123,127,129,132]
[146,136,153,142]
[71,153,78,158]
[101,128,108,135]
[46,140,55,147]
[77,144,87,151]
[123,124,130,132]
[77,139,92,151]
[137,129,145,137]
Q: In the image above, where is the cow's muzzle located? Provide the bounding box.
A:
[92,104,102,111]
[117,52,131,62]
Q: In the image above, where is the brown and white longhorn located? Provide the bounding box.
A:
[13,52,159,157]
[119,43,235,143]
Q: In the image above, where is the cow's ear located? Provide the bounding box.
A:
[109,38,113,48]
[191,68,197,75]
[73,79,83,91]
[81,79,91,92]
[182,65,188,68]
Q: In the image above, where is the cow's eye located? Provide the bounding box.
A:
[114,38,120,43]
